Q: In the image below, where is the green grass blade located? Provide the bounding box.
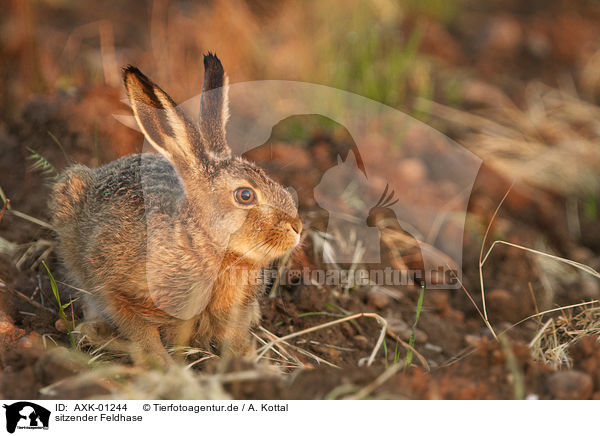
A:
[27,147,57,177]
[42,261,77,349]
[404,284,425,370]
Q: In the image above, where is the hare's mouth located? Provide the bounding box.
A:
[229,223,300,263]
[258,229,300,259]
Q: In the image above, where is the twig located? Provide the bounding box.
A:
[482,240,600,280]
[478,181,515,340]
[528,318,553,348]
[255,312,387,367]
[503,300,599,332]
[0,199,9,224]
[8,210,53,230]
[257,325,339,368]
[56,280,92,295]
[447,262,496,339]
[385,329,429,371]
[253,330,289,358]
[0,282,56,315]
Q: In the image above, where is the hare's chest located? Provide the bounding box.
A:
[207,264,263,314]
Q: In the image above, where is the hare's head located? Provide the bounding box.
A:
[123,54,301,263]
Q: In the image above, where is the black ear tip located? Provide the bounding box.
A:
[122,64,140,77]
[203,52,224,73]
[122,65,152,87]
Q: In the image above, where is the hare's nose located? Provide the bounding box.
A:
[290,218,302,235]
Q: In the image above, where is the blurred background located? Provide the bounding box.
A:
[2,0,600,399]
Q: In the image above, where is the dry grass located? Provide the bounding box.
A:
[427,82,600,197]
[29,311,395,399]
[529,303,600,370]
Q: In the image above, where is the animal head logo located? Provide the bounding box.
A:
[314,152,371,217]
[314,152,383,264]
[3,402,50,434]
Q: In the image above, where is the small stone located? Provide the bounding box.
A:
[367,289,391,310]
[18,332,41,348]
[327,348,342,362]
[353,335,369,351]
[464,335,483,347]
[414,329,428,344]
[424,343,443,353]
[55,318,67,333]
[548,370,593,400]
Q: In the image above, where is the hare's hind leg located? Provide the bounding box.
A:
[76,295,121,347]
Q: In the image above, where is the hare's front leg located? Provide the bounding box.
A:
[162,318,196,357]
[218,298,261,357]
[110,306,173,367]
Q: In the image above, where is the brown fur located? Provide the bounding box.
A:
[50,54,302,367]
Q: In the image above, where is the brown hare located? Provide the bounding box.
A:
[50,54,302,366]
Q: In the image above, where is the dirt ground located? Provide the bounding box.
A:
[1,0,600,400]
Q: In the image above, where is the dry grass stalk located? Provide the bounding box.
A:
[427,83,600,197]
[529,303,600,369]
[255,312,388,367]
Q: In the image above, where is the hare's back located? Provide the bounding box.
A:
[91,153,184,215]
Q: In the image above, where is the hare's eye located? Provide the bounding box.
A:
[234,187,256,205]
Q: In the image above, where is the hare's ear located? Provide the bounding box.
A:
[123,66,202,167]
[200,53,231,158]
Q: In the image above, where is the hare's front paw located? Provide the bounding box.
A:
[131,346,175,369]
[218,328,255,359]
[248,299,262,327]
